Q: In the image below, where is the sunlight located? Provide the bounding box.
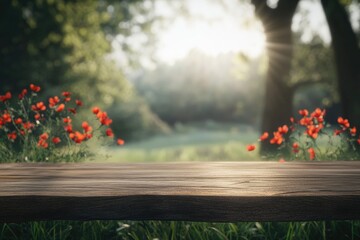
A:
[156,18,266,64]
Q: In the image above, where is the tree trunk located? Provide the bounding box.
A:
[321,0,360,126]
[251,0,299,153]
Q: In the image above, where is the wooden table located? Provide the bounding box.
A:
[1,162,360,222]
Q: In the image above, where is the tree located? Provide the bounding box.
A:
[321,0,360,126]
[0,0,168,140]
[251,0,300,153]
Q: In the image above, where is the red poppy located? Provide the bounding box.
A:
[39,132,49,140]
[350,127,357,136]
[259,132,269,141]
[117,138,125,145]
[299,109,309,117]
[62,92,71,97]
[247,144,256,151]
[30,84,41,92]
[68,108,76,114]
[63,117,72,124]
[106,128,114,137]
[2,113,11,123]
[308,148,315,160]
[56,104,65,112]
[82,121,92,133]
[338,117,350,128]
[292,142,299,153]
[270,132,283,145]
[92,107,100,114]
[7,132,17,141]
[278,125,288,134]
[52,137,61,144]
[49,96,60,107]
[15,118,23,124]
[0,92,12,102]
[64,124,73,133]
[18,89,27,100]
[76,100,83,106]
[22,122,34,130]
[31,102,46,111]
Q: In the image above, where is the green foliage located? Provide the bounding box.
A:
[0,0,168,140]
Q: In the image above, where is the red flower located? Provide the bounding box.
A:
[357,139,360,145]
[299,117,313,126]
[37,133,49,148]
[92,107,100,114]
[82,121,92,133]
[7,132,17,141]
[64,124,73,133]
[259,132,269,141]
[308,148,315,160]
[0,92,12,102]
[338,117,350,128]
[96,111,112,126]
[15,118,23,124]
[290,117,295,123]
[39,132,49,140]
[49,96,60,107]
[278,125,288,134]
[22,122,34,130]
[52,137,61,144]
[299,109,309,117]
[72,131,86,143]
[63,117,72,124]
[117,138,125,145]
[334,129,344,136]
[37,140,48,148]
[106,128,114,137]
[270,132,283,145]
[18,89,28,100]
[34,113,41,120]
[62,91,71,97]
[306,125,320,139]
[68,108,76,114]
[2,113,11,123]
[31,102,46,111]
[350,127,357,136]
[247,144,256,151]
[76,100,83,106]
[30,84,41,92]
[292,142,299,153]
[56,104,65,112]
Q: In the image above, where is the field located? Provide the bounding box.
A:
[95,122,261,162]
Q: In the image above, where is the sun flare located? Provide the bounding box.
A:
[157,18,266,63]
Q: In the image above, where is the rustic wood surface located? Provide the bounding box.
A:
[1,161,360,222]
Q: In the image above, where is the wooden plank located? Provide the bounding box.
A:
[0,162,360,222]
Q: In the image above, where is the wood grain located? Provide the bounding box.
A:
[1,162,360,222]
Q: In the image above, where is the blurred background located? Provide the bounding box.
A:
[0,0,359,162]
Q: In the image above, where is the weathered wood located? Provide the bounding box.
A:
[1,162,360,222]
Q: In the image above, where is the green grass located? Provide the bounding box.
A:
[1,220,360,240]
[93,122,262,162]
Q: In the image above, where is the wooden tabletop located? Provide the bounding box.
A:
[1,162,360,222]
